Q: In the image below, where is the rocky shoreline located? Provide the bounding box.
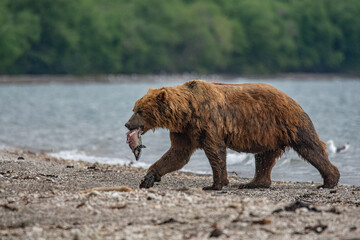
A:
[0,149,359,239]
[1,73,359,85]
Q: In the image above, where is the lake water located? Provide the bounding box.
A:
[0,76,359,186]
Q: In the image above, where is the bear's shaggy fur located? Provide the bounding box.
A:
[125,80,340,190]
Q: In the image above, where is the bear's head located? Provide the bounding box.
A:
[125,87,170,134]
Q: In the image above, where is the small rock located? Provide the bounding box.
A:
[147,193,156,200]
[327,207,341,215]
[158,218,177,225]
[350,226,357,231]
[209,224,223,238]
[297,207,309,213]
[108,204,127,210]
[87,165,98,170]
[31,226,43,234]
[17,156,25,160]
[227,204,238,209]
[0,204,19,211]
[272,208,283,214]
[76,202,86,208]
[252,218,272,225]
[305,224,327,234]
[285,201,321,212]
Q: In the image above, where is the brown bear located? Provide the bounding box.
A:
[125,80,340,190]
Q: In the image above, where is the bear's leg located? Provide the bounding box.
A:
[139,132,195,189]
[239,150,282,189]
[292,143,340,188]
[203,145,227,190]
[219,146,229,186]
[292,125,340,188]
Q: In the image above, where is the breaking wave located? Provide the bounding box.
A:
[48,150,150,169]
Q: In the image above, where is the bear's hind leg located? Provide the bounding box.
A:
[239,150,282,189]
[292,125,340,188]
[292,143,340,188]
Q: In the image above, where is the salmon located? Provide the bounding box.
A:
[126,128,146,160]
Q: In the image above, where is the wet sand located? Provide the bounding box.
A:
[0,149,359,239]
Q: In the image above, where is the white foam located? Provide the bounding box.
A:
[181,168,209,175]
[0,143,13,150]
[227,152,254,166]
[277,157,302,167]
[48,150,150,169]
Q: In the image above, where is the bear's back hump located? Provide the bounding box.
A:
[183,80,300,110]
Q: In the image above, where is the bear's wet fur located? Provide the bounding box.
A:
[125,80,340,190]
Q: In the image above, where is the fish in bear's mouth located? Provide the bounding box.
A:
[126,128,146,160]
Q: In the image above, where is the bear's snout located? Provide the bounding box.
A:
[125,113,146,130]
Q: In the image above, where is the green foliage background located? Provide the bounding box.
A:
[1,0,359,74]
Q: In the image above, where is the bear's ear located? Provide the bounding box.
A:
[147,88,156,94]
[185,80,197,89]
[157,89,168,102]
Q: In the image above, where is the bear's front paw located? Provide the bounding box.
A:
[139,174,155,189]
[139,171,161,189]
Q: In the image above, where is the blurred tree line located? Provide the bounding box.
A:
[1,0,359,75]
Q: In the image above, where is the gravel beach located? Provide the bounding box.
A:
[0,149,359,240]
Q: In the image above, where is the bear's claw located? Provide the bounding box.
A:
[317,184,336,189]
[139,175,155,188]
[238,182,271,189]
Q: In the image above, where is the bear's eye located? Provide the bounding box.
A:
[137,109,143,115]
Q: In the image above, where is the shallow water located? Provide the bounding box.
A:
[0,77,359,185]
